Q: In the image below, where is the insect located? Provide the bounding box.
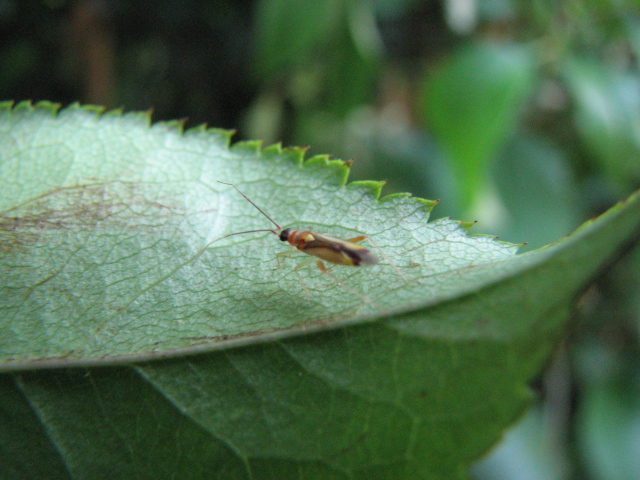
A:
[215,181,379,270]
[214,181,380,302]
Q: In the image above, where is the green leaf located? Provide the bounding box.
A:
[561,57,640,188]
[255,0,382,119]
[420,43,537,208]
[2,102,640,479]
[491,134,583,249]
[254,0,342,78]
[1,100,506,368]
[575,345,640,480]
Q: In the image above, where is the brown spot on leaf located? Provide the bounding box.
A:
[1,182,183,254]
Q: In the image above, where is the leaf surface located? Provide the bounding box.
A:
[1,102,639,479]
[0,101,518,368]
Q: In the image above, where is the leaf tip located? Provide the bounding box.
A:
[231,139,263,155]
[282,145,308,165]
[379,192,440,215]
[13,100,62,116]
[458,219,478,232]
[262,142,284,157]
[348,180,387,199]
[302,154,352,185]
[0,100,14,112]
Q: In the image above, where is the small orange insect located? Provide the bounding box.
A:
[215,181,379,275]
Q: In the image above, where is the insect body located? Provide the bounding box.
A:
[215,181,379,272]
[278,229,379,268]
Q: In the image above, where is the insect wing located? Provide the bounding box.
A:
[303,233,379,267]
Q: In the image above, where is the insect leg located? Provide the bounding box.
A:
[275,249,298,269]
[315,261,381,310]
[345,235,367,243]
[365,236,411,283]
[293,258,317,305]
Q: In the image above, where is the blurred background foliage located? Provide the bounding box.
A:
[1,0,639,478]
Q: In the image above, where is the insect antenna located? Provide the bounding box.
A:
[217,181,282,230]
[207,229,279,248]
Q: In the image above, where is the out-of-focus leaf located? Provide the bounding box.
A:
[473,407,569,480]
[254,0,342,78]
[562,57,640,188]
[420,42,537,208]
[255,0,381,121]
[575,346,640,480]
[490,134,583,249]
[322,3,382,116]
